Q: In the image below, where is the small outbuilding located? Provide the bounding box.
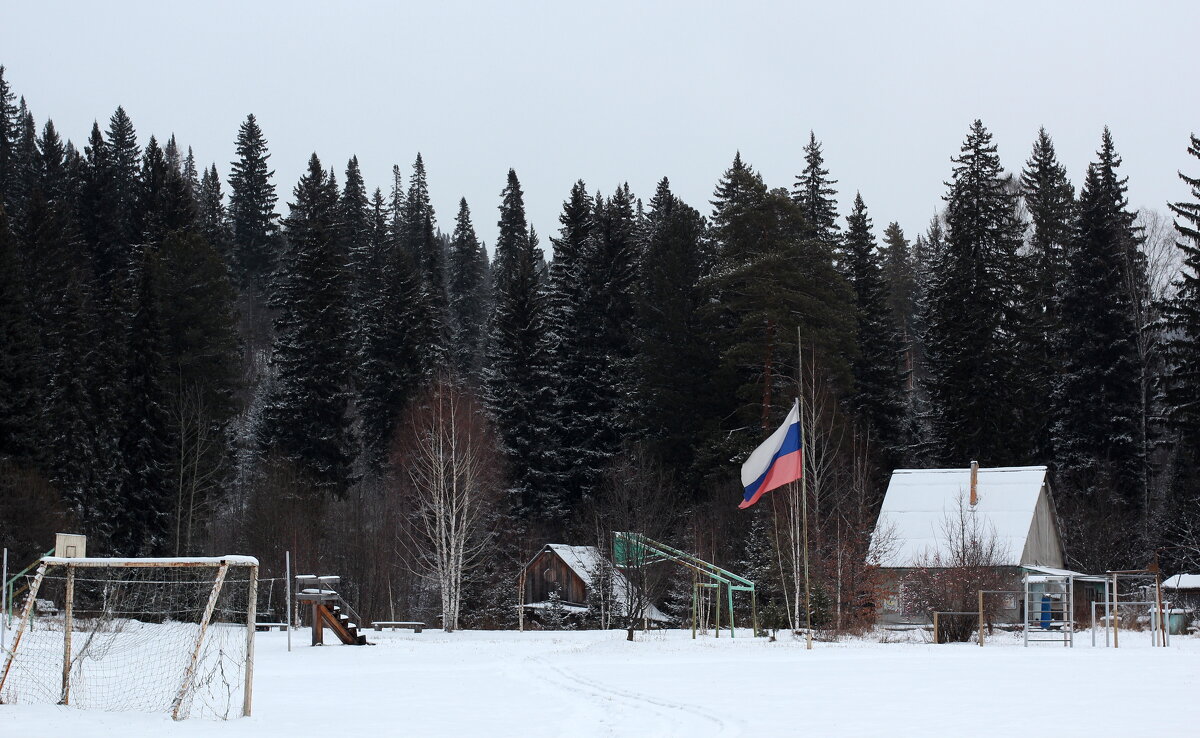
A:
[1162,574,1200,626]
[519,544,670,625]
[870,464,1066,624]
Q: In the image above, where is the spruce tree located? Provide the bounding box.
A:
[402,153,448,360]
[105,106,141,247]
[630,177,714,483]
[340,156,372,335]
[259,154,355,494]
[1019,128,1075,461]
[1164,133,1200,444]
[8,100,38,224]
[566,183,640,505]
[843,193,904,458]
[880,222,915,338]
[0,203,39,461]
[1162,133,1200,566]
[447,197,488,382]
[0,66,18,208]
[28,187,116,540]
[898,221,943,465]
[113,245,173,555]
[923,120,1024,465]
[792,132,841,247]
[484,169,555,528]
[197,164,231,259]
[36,120,69,205]
[356,186,426,471]
[228,114,278,293]
[1052,129,1146,566]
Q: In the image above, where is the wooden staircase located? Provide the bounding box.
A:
[295,575,370,646]
[313,601,368,646]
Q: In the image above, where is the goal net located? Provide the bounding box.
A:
[0,556,258,720]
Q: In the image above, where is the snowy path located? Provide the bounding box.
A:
[1,628,1197,736]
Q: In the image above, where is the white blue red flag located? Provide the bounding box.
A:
[739,399,802,509]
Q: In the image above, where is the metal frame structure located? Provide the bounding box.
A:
[1023,573,1074,647]
[1101,569,1168,648]
[613,532,758,638]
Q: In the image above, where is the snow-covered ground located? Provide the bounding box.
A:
[3,627,1197,736]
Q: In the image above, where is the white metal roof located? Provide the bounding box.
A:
[871,466,1048,568]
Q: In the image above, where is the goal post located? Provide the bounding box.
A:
[0,555,258,720]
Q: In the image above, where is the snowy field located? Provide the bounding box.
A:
[3,627,1198,737]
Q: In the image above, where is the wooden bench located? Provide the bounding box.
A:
[372,621,424,633]
[255,622,289,632]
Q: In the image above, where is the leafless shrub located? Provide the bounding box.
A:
[901,495,1016,642]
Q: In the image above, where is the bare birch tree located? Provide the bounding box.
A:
[392,380,500,632]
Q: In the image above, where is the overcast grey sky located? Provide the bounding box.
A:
[3,1,1197,250]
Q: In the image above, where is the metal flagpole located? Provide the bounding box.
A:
[798,327,813,650]
[285,551,292,653]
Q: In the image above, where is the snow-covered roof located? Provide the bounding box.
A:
[533,544,671,622]
[872,466,1050,569]
[1163,574,1200,590]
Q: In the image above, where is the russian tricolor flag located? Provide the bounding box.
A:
[739,399,803,509]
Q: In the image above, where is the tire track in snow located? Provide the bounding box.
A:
[532,656,740,737]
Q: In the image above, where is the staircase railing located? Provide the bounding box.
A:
[332,593,365,630]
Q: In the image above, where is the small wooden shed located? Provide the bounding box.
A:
[519,544,670,622]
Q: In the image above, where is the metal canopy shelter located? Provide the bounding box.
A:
[612,532,758,638]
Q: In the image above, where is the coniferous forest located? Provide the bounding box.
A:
[2,63,1200,629]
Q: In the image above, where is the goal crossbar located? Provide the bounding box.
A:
[39,556,259,568]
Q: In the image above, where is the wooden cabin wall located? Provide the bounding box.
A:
[524,551,588,605]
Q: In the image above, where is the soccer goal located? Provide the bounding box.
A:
[0,555,258,720]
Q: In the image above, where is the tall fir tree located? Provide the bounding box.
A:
[569,183,641,504]
[1052,129,1146,568]
[402,153,448,362]
[197,163,231,258]
[356,187,426,472]
[0,203,39,461]
[843,193,904,460]
[922,120,1024,465]
[1019,128,1075,462]
[105,106,141,249]
[880,222,916,340]
[630,177,715,484]
[447,197,488,382]
[1161,133,1200,565]
[113,245,173,555]
[340,156,372,332]
[259,154,355,494]
[792,132,841,247]
[0,66,18,209]
[484,169,555,529]
[228,114,278,293]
